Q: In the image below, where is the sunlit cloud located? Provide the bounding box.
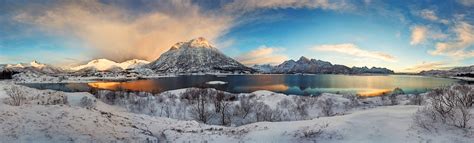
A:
[235,46,288,66]
[404,61,447,72]
[311,43,397,62]
[410,26,428,45]
[429,22,474,59]
[14,0,232,62]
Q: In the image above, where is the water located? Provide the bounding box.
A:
[22,74,461,96]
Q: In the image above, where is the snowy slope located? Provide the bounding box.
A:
[147,37,254,73]
[0,81,472,142]
[71,59,149,71]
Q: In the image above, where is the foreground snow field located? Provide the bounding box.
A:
[0,80,472,142]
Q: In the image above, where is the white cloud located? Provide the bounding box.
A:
[429,22,474,59]
[410,26,428,45]
[235,46,288,66]
[419,9,438,21]
[310,43,397,62]
[457,0,474,7]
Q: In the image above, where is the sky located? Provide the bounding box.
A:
[0,0,473,72]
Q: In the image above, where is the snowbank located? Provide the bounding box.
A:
[206,81,227,85]
[0,80,472,142]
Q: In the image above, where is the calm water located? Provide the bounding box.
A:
[22,74,461,96]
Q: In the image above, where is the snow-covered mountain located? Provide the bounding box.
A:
[259,56,394,74]
[252,64,274,73]
[147,37,254,73]
[71,59,149,72]
[2,61,63,74]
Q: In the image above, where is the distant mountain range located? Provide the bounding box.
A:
[253,56,394,74]
[419,65,474,77]
[146,37,254,73]
[1,61,63,74]
[1,38,398,75]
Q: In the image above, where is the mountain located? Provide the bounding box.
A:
[2,61,63,74]
[252,64,274,73]
[147,37,254,73]
[71,59,150,72]
[260,56,393,74]
[420,65,474,77]
[350,66,394,74]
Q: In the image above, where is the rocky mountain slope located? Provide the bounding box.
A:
[147,37,254,73]
[420,65,474,77]
[254,56,394,74]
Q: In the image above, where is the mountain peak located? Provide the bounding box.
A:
[297,56,311,63]
[30,60,45,68]
[149,38,253,73]
[169,37,213,50]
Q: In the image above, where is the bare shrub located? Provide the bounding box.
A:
[408,93,423,105]
[255,102,273,122]
[295,123,330,141]
[79,96,96,108]
[5,85,27,106]
[319,98,334,117]
[390,88,404,105]
[188,89,214,123]
[294,96,309,120]
[234,96,254,120]
[38,91,68,105]
[414,85,473,129]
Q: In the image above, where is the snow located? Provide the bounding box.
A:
[0,80,472,142]
[206,81,227,85]
[71,59,149,71]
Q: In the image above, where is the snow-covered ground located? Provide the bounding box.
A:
[206,81,227,85]
[0,80,472,142]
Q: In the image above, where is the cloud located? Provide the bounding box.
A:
[404,61,446,72]
[235,46,288,65]
[13,0,233,62]
[310,43,397,62]
[223,0,353,13]
[417,9,448,24]
[457,0,474,7]
[429,22,474,59]
[410,26,428,45]
[419,9,438,21]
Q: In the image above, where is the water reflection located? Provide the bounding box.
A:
[23,74,460,96]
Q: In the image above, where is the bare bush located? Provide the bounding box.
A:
[188,89,214,123]
[234,96,254,120]
[294,96,309,120]
[79,96,96,108]
[408,93,423,105]
[255,102,273,122]
[5,85,27,106]
[296,123,330,141]
[319,98,334,117]
[414,85,473,129]
[390,88,404,105]
[38,91,68,105]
